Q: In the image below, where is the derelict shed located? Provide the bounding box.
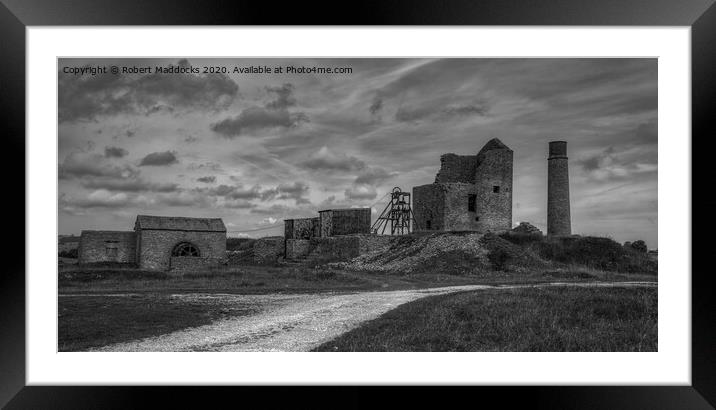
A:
[134,215,227,271]
[318,208,371,237]
[78,230,136,265]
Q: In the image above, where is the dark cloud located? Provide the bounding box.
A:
[80,177,179,193]
[369,94,383,116]
[577,146,656,182]
[197,176,216,183]
[139,151,178,166]
[211,82,308,137]
[211,107,309,137]
[204,184,262,200]
[300,146,365,172]
[59,191,145,210]
[59,59,238,122]
[104,146,128,158]
[59,152,138,180]
[260,182,310,203]
[441,103,489,117]
[265,83,297,110]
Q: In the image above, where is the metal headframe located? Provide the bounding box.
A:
[371,187,418,235]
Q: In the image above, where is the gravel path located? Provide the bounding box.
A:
[90,281,656,352]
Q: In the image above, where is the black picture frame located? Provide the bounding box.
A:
[2,0,713,407]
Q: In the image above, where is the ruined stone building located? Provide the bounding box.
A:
[413,138,513,232]
[283,208,380,261]
[78,215,227,271]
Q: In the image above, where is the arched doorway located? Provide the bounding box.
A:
[171,242,201,257]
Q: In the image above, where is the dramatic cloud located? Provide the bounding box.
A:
[59,151,137,180]
[139,151,178,166]
[204,184,262,200]
[59,59,239,122]
[211,82,309,137]
[197,176,216,183]
[59,58,657,247]
[265,83,297,110]
[211,107,308,137]
[80,177,179,193]
[577,146,657,182]
[260,182,311,203]
[300,146,365,172]
[104,146,129,158]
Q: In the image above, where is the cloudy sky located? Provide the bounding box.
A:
[58,58,657,248]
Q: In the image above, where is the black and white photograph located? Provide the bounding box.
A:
[57,57,658,352]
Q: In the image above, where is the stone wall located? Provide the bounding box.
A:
[285,239,312,259]
[253,236,284,264]
[137,229,226,271]
[412,184,446,231]
[414,140,513,233]
[308,236,361,260]
[78,230,136,265]
[473,148,513,232]
[170,256,221,273]
[442,183,482,231]
[319,208,371,237]
[285,217,319,239]
[434,153,477,183]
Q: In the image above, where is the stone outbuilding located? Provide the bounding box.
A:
[78,215,227,271]
[413,138,513,233]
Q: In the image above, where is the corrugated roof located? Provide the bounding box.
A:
[135,215,226,232]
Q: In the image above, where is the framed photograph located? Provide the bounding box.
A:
[3,0,713,407]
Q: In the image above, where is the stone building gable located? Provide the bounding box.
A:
[134,215,226,232]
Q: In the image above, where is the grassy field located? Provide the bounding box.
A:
[313,285,657,352]
[59,294,257,351]
[58,264,656,296]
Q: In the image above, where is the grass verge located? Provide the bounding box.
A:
[58,294,256,351]
[314,285,657,352]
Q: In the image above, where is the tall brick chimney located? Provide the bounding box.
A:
[547,141,571,236]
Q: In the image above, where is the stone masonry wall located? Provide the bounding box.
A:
[285,239,312,259]
[473,148,513,232]
[170,256,220,273]
[78,231,136,265]
[434,154,477,183]
[330,209,371,236]
[412,184,446,231]
[253,236,284,264]
[285,217,319,239]
[442,183,481,231]
[137,230,226,271]
[308,236,361,261]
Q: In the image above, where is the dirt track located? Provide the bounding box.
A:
[91,281,656,352]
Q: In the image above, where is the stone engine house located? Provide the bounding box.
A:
[413,138,513,232]
[78,215,227,271]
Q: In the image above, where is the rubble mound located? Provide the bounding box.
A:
[512,222,543,236]
[333,231,545,275]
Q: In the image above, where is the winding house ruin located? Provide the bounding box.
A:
[413,138,513,232]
